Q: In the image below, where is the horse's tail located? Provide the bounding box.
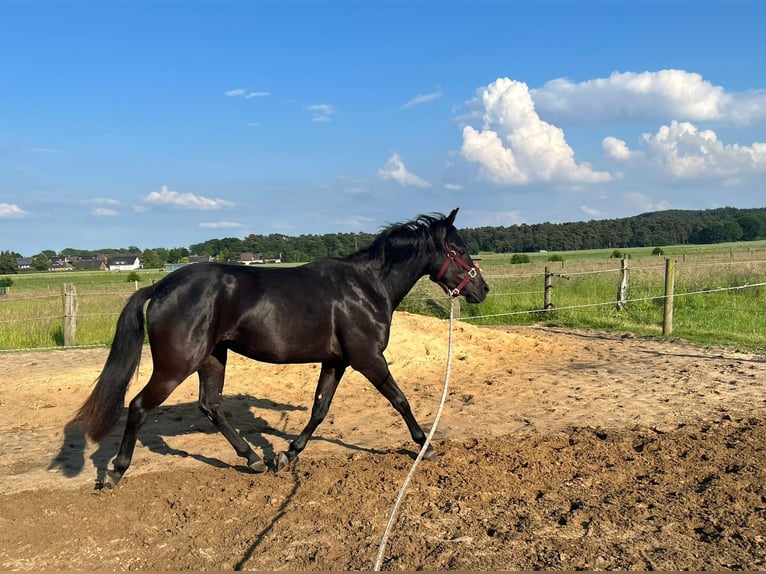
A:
[72,284,157,442]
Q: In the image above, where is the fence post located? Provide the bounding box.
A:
[662,258,675,336]
[544,266,554,309]
[62,283,78,346]
[616,256,630,311]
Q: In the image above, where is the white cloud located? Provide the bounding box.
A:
[461,78,612,185]
[144,185,234,210]
[444,183,462,191]
[225,88,270,99]
[306,103,336,123]
[580,205,604,218]
[532,69,766,126]
[199,221,244,229]
[82,198,121,216]
[377,153,432,188]
[335,215,375,228]
[623,192,672,213]
[464,210,525,227]
[602,136,635,161]
[605,121,766,179]
[0,203,28,218]
[401,91,442,109]
[91,208,119,216]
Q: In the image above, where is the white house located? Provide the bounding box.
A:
[108,255,141,271]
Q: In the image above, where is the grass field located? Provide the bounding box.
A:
[401,241,766,352]
[2,241,766,352]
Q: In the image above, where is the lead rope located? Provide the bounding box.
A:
[373,297,456,571]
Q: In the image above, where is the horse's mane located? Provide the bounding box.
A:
[351,213,449,271]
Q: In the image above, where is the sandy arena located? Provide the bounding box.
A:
[1,312,765,570]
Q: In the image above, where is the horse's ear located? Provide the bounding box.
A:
[446,208,459,226]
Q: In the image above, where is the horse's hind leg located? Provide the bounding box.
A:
[277,362,346,470]
[197,346,267,473]
[106,371,182,487]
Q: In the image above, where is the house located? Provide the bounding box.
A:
[50,258,74,272]
[239,252,264,265]
[15,258,31,270]
[72,254,108,271]
[73,258,108,271]
[108,254,141,271]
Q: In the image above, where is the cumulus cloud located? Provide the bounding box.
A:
[602,136,635,161]
[604,121,766,179]
[0,203,27,218]
[306,104,336,123]
[532,69,766,125]
[144,186,234,210]
[401,91,442,109]
[377,153,432,188]
[198,221,244,229]
[461,78,612,185]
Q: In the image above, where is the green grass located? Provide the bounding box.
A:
[0,270,158,349]
[401,244,766,352]
[2,245,766,352]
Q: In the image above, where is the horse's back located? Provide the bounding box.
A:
[145,261,390,365]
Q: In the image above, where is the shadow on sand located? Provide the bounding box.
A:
[48,393,390,488]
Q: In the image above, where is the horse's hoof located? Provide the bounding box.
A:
[101,469,123,489]
[423,447,438,462]
[248,459,268,474]
[276,451,291,471]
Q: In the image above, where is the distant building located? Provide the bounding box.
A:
[239,252,281,265]
[239,252,264,265]
[49,258,74,272]
[71,254,108,271]
[108,255,141,271]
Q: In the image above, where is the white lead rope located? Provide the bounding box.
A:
[373,298,456,571]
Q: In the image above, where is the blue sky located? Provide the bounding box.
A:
[2,1,765,256]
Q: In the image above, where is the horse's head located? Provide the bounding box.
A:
[430,208,490,304]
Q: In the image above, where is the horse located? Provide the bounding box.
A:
[72,208,489,487]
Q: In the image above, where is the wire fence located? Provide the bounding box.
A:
[2,257,766,352]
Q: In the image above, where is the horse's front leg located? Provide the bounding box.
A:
[277,362,346,470]
[360,360,437,461]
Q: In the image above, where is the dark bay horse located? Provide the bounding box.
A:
[73,208,489,486]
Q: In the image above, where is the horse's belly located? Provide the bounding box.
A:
[229,323,342,365]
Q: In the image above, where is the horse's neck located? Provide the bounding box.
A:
[379,259,429,308]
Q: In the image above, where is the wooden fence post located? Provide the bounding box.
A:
[544,266,554,309]
[616,256,630,311]
[662,258,675,336]
[62,283,78,346]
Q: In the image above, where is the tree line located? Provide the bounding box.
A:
[2,206,765,274]
[459,206,766,254]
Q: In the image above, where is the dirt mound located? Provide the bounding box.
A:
[1,312,765,570]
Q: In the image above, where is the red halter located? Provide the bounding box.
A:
[431,243,478,298]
